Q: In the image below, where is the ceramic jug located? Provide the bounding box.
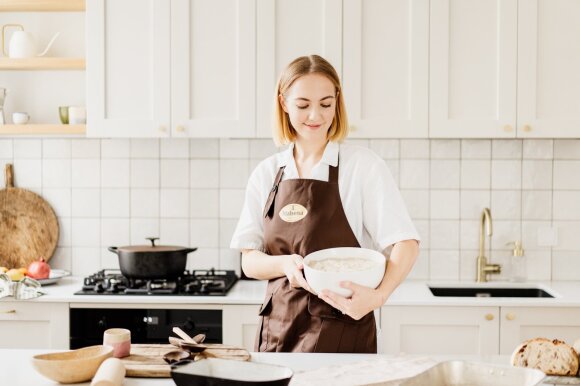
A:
[2,24,60,58]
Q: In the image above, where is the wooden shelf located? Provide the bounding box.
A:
[0,124,85,135]
[0,57,85,70]
[0,0,84,12]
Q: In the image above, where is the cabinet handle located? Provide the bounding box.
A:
[485,313,494,321]
[522,125,532,132]
[349,125,358,132]
[503,125,513,132]
[175,125,185,133]
[0,309,16,314]
[506,313,516,321]
[158,125,167,132]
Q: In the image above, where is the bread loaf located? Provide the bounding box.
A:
[511,338,579,376]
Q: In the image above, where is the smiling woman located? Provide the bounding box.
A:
[230,55,420,354]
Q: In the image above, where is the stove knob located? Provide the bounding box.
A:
[95,283,104,293]
[110,283,119,293]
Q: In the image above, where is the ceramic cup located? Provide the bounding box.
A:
[12,112,29,124]
[58,106,69,124]
[103,328,131,358]
[68,106,86,124]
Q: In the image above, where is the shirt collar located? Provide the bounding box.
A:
[276,141,339,168]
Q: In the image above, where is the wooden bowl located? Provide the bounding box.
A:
[31,345,114,384]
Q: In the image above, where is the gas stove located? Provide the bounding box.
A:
[75,268,238,296]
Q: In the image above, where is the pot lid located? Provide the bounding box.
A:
[116,238,192,253]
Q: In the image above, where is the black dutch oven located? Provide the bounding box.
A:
[108,237,197,279]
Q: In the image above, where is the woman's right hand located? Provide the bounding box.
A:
[282,254,315,293]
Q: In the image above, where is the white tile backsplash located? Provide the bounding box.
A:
[2,138,577,280]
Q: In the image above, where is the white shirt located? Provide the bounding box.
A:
[230,141,420,254]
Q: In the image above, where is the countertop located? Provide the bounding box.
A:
[2,349,562,386]
[5,277,580,307]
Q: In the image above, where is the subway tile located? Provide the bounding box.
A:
[42,189,71,217]
[429,220,459,250]
[369,139,399,159]
[400,139,429,159]
[13,139,41,158]
[219,219,238,248]
[459,250,478,282]
[190,160,219,188]
[491,190,521,220]
[160,159,189,188]
[130,218,160,244]
[220,159,250,189]
[414,220,430,249]
[522,160,552,190]
[461,140,491,159]
[190,219,219,248]
[491,160,521,190]
[101,188,130,218]
[42,139,71,158]
[130,139,159,158]
[190,139,219,159]
[101,159,130,188]
[525,250,551,281]
[430,190,460,219]
[190,189,219,218]
[160,218,189,246]
[130,189,159,218]
[42,159,71,188]
[71,139,100,159]
[160,189,189,218]
[430,139,460,159]
[430,160,460,189]
[71,159,100,188]
[12,159,42,188]
[219,248,241,273]
[100,218,130,247]
[101,250,120,270]
[523,139,553,159]
[250,139,279,159]
[553,191,580,220]
[460,220,479,250]
[219,189,245,219]
[552,251,580,280]
[460,190,490,220]
[490,220,521,251]
[492,139,522,159]
[101,139,130,158]
[58,217,72,246]
[187,248,219,270]
[130,159,159,188]
[50,247,71,271]
[522,191,552,220]
[160,138,189,158]
[71,247,102,276]
[553,161,580,189]
[400,190,429,219]
[554,140,580,160]
[71,188,100,217]
[220,139,249,159]
[0,139,12,158]
[429,250,459,281]
[385,159,399,184]
[521,221,552,251]
[71,218,101,247]
[344,139,369,148]
[399,160,429,189]
[406,250,429,280]
[461,160,491,189]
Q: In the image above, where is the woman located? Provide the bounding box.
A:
[230,55,419,353]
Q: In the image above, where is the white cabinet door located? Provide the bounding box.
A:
[430,0,517,138]
[86,0,171,137]
[222,305,260,351]
[382,306,499,355]
[500,307,580,355]
[517,0,580,138]
[255,0,342,138]
[343,0,428,138]
[172,0,256,138]
[0,302,69,349]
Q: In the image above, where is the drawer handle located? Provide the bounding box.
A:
[175,125,185,133]
[0,309,16,314]
[503,125,513,132]
[522,125,532,132]
[506,313,516,321]
[485,313,494,321]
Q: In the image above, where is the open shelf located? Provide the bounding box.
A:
[0,57,85,70]
[0,0,84,12]
[0,124,85,135]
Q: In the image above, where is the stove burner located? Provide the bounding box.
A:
[77,269,238,296]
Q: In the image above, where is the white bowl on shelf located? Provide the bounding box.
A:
[303,247,386,298]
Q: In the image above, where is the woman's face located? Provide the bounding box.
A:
[280,73,337,144]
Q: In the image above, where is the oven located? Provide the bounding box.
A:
[70,307,222,349]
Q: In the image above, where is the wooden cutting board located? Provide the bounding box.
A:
[0,164,59,268]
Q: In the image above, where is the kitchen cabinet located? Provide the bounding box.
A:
[222,304,260,351]
[382,306,500,355]
[499,307,580,355]
[0,302,68,349]
[255,0,342,138]
[87,0,255,138]
[343,0,428,138]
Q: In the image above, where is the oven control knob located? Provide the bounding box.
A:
[95,283,104,293]
[97,318,106,328]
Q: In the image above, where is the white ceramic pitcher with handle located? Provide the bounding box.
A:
[2,24,60,58]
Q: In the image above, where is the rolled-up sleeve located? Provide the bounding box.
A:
[363,161,420,252]
[230,168,266,251]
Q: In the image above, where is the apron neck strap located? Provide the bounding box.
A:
[329,154,339,183]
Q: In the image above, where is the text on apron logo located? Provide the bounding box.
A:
[279,203,308,223]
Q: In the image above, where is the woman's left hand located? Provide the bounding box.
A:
[318,281,385,320]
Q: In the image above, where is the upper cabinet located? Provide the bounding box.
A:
[517,0,580,138]
[255,0,342,138]
[343,0,429,138]
[430,0,517,138]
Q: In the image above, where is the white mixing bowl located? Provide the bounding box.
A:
[303,247,386,298]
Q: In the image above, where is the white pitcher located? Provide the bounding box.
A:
[2,24,60,58]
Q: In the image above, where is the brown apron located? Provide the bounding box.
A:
[255,159,377,353]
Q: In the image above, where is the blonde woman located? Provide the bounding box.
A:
[231,55,419,353]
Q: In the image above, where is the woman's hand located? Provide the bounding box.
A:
[282,254,315,293]
[318,281,385,320]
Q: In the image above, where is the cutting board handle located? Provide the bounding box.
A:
[5,164,13,188]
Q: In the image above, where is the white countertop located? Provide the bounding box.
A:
[4,277,580,307]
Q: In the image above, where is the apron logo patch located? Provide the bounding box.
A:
[279,203,308,223]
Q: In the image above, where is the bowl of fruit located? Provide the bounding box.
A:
[0,258,69,286]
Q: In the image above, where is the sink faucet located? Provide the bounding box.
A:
[476,208,501,282]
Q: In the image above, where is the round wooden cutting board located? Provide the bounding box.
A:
[0,164,59,269]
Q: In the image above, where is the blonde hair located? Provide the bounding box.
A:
[272,55,349,146]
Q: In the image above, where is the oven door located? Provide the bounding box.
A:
[70,308,222,349]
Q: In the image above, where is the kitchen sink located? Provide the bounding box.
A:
[429,286,555,298]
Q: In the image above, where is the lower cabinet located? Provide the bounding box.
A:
[222,305,261,351]
[382,306,500,355]
[500,307,580,355]
[0,302,69,349]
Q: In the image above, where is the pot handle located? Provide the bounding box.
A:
[108,246,118,254]
[146,237,159,247]
[185,247,198,254]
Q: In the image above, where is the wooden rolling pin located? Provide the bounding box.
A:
[90,358,126,386]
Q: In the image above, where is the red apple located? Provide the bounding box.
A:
[27,258,51,280]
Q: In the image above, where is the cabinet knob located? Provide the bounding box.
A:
[158,125,167,132]
[0,309,16,314]
[349,125,358,132]
[522,125,532,132]
[506,313,516,321]
[485,313,494,321]
[503,125,513,132]
[175,125,185,133]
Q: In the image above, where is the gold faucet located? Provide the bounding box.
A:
[476,208,501,282]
